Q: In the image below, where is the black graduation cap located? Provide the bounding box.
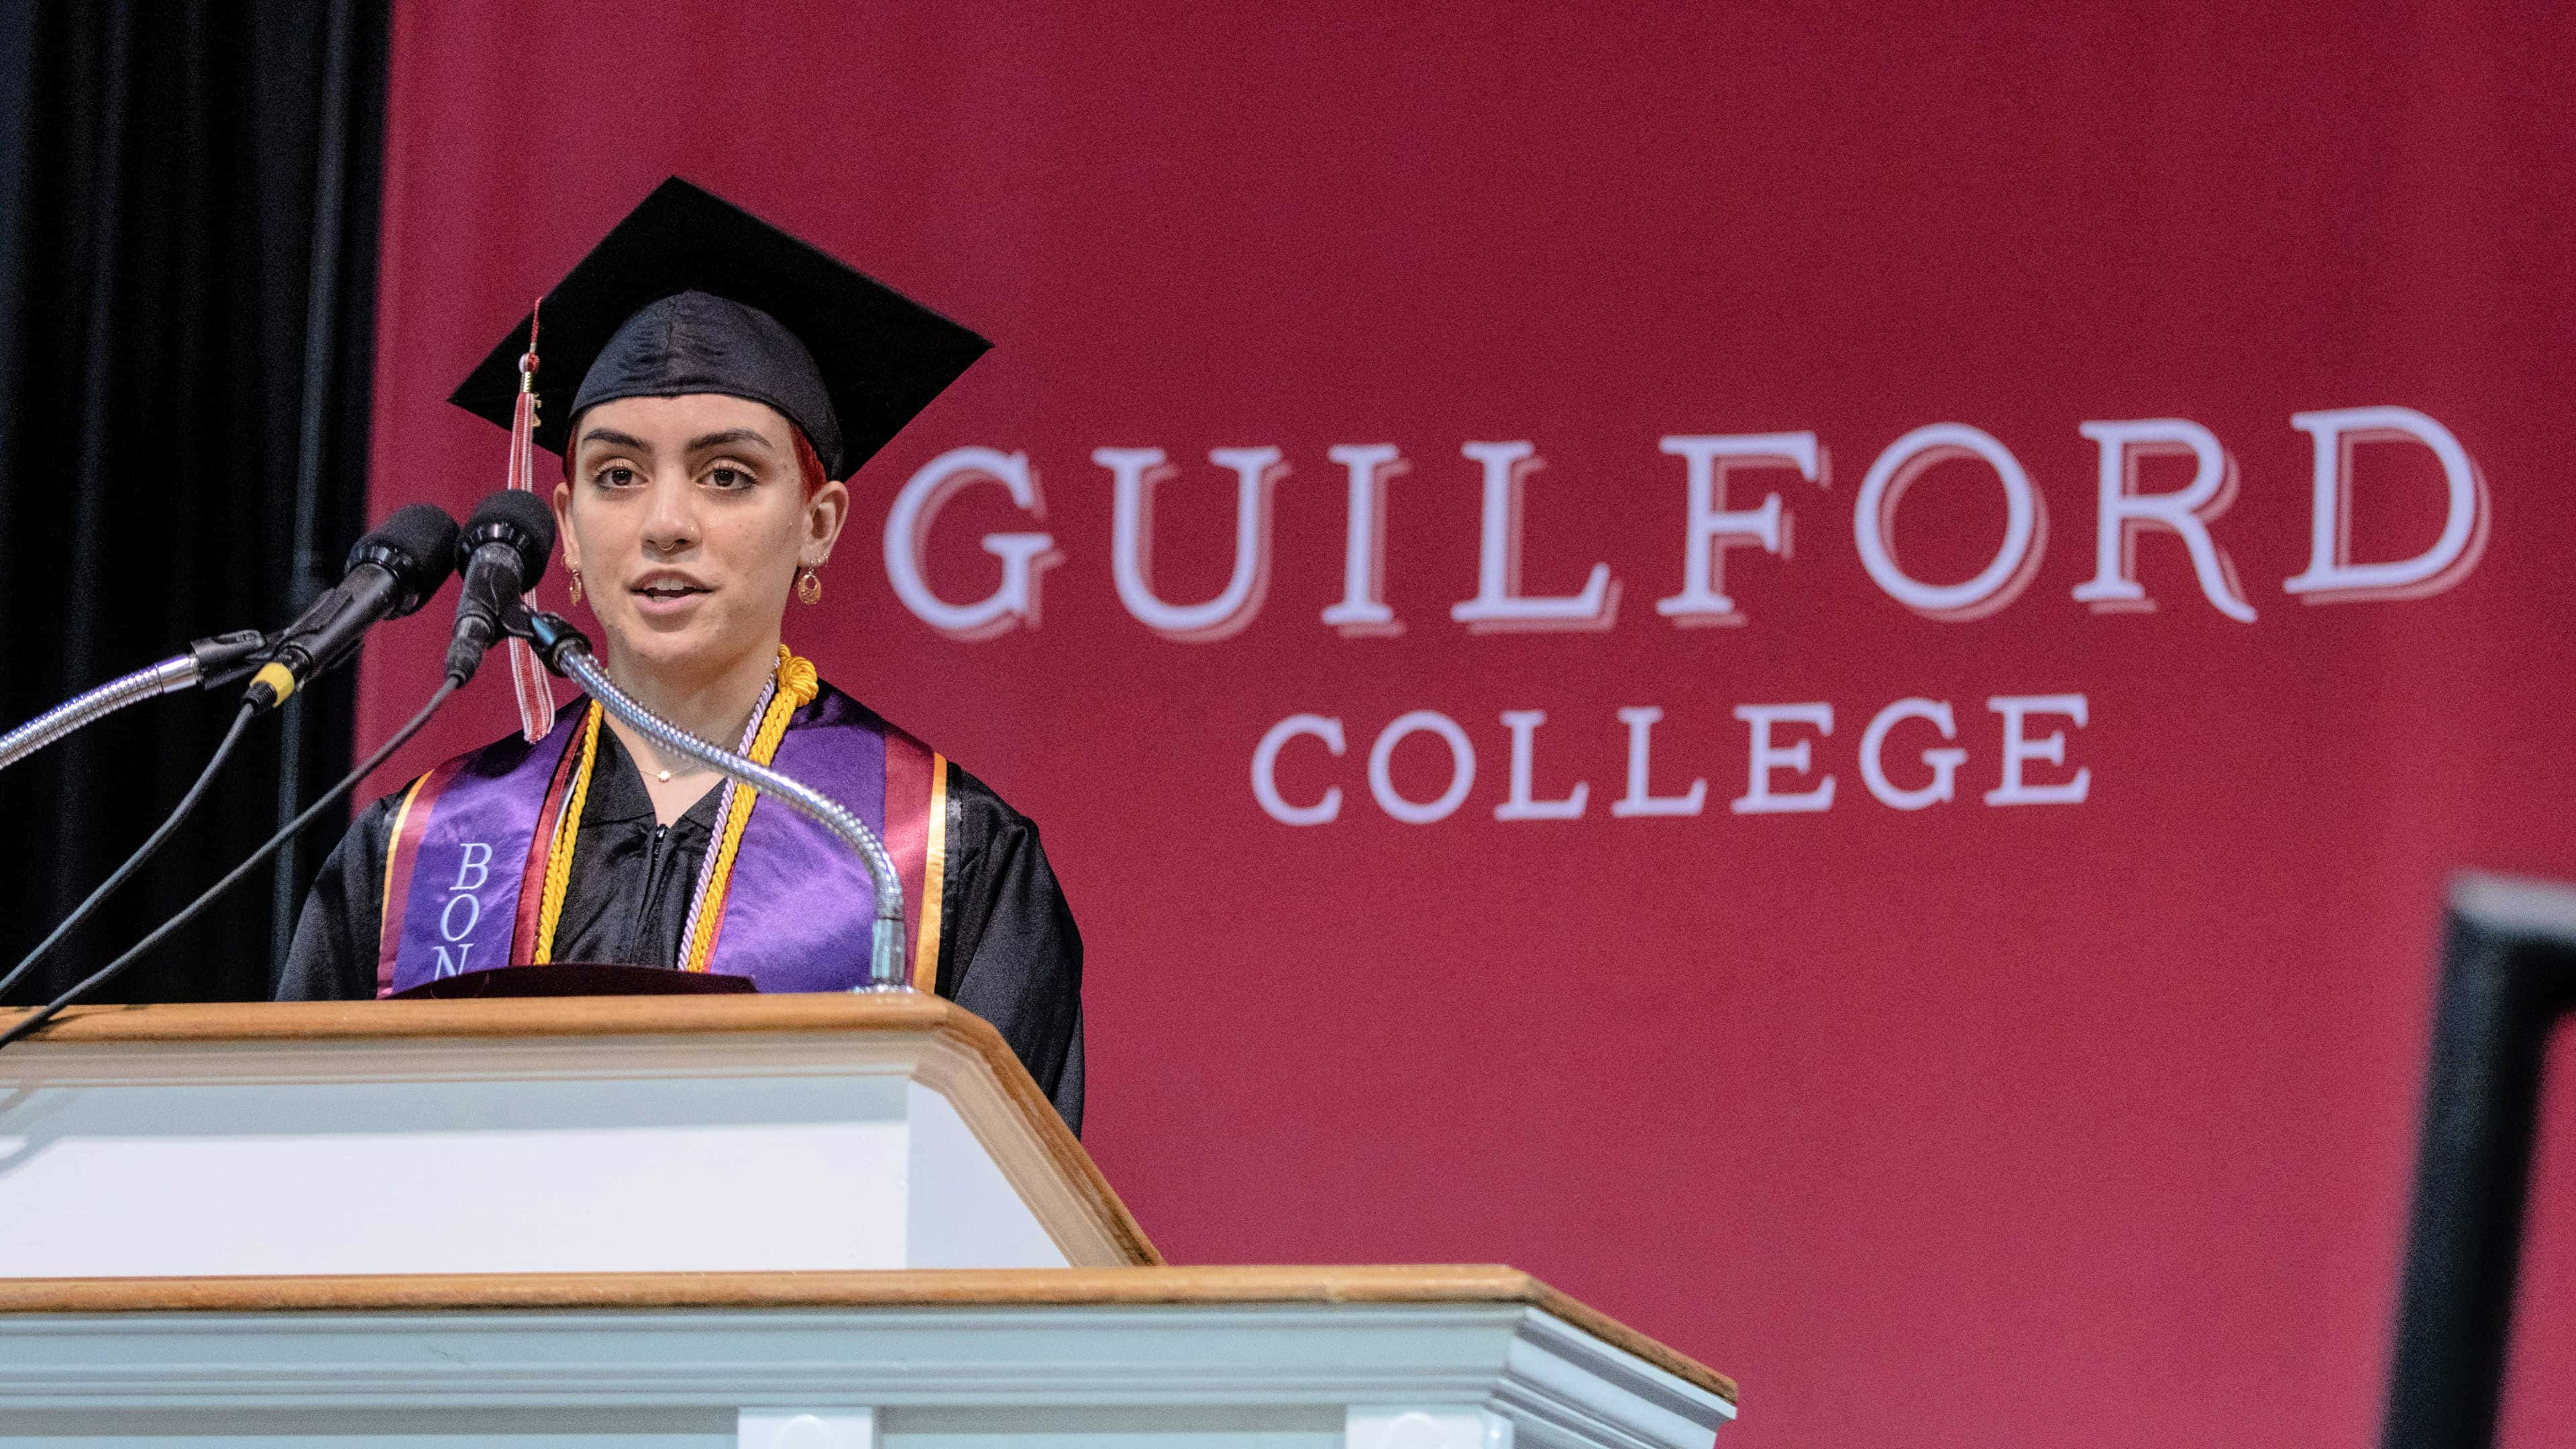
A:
[449,177,990,479]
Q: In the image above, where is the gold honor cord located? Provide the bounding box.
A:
[530,649,817,970]
[530,702,606,964]
[681,649,818,972]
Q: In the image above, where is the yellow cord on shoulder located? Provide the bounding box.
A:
[680,647,818,972]
[531,701,604,965]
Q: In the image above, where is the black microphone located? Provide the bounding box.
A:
[246,503,462,710]
[188,629,276,690]
[511,605,593,674]
[445,490,555,684]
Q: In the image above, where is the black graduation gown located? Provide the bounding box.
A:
[278,723,1085,1133]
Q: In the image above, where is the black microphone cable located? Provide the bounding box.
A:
[0,676,460,1051]
[0,698,264,1005]
[0,504,463,1004]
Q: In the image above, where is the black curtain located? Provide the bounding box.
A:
[0,0,390,1004]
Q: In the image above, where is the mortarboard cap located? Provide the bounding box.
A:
[449,177,990,479]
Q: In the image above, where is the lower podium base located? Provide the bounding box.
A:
[0,1267,1737,1449]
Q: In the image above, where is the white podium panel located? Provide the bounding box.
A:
[0,1267,1741,1449]
[0,996,1152,1277]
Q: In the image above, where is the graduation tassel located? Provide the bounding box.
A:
[504,303,559,743]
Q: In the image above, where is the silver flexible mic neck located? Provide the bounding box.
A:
[515,608,910,991]
[0,631,271,775]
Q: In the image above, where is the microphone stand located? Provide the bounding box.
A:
[0,632,270,775]
[511,607,913,992]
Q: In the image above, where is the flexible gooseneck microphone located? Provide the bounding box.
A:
[513,608,913,991]
[444,490,554,685]
[246,502,462,710]
[0,629,268,776]
[0,504,460,1002]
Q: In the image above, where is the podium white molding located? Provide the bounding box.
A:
[0,1266,1737,1448]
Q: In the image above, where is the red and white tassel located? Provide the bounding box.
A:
[506,303,558,743]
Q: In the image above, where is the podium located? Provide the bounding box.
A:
[0,995,1738,1448]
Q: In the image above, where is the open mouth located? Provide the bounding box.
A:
[629,572,713,611]
[630,570,711,602]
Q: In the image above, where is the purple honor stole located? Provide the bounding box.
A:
[377,685,950,998]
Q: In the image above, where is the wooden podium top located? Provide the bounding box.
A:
[0,1263,1735,1401]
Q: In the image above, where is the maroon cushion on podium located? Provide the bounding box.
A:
[388,963,758,999]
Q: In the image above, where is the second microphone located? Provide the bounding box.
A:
[445,490,555,686]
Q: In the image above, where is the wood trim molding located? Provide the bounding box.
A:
[0,991,960,1043]
[914,1031,1163,1267]
[0,1264,1733,1401]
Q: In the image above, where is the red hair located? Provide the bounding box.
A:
[792,429,830,494]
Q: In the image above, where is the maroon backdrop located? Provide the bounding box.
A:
[358,5,2576,1444]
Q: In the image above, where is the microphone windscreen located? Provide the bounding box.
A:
[350,502,463,618]
[458,489,556,591]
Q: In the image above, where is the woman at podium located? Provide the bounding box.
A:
[277,180,1083,1130]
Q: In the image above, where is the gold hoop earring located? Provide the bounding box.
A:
[796,566,823,605]
[566,568,582,605]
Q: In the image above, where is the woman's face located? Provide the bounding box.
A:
[554,393,849,684]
